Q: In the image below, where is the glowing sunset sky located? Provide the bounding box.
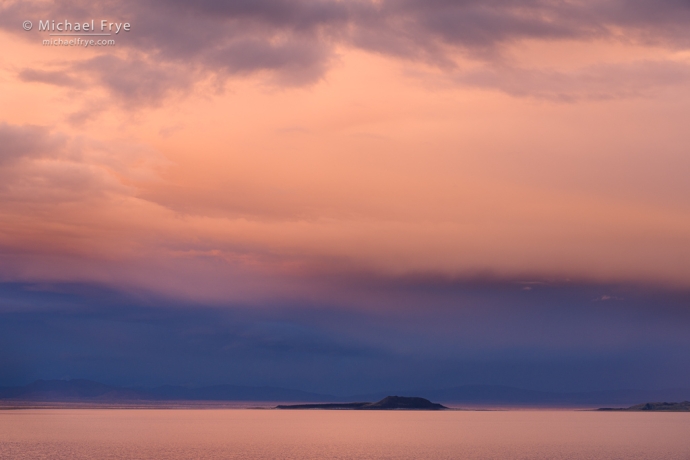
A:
[0,1,689,393]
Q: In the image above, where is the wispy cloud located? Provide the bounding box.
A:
[452,59,690,100]
[0,123,65,164]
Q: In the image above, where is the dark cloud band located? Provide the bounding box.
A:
[4,0,690,103]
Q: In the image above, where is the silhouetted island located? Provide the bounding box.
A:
[598,401,690,412]
[276,396,447,410]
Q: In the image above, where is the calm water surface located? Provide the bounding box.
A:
[1,409,689,459]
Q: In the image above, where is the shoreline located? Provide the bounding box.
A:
[0,401,619,411]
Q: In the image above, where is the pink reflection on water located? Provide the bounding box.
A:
[1,409,689,459]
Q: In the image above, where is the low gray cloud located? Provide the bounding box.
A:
[0,123,161,207]
[0,124,109,209]
[18,55,194,108]
[75,55,194,105]
[0,123,63,165]
[18,69,79,87]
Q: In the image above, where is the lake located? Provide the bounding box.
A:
[1,409,689,459]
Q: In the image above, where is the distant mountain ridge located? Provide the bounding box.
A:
[2,380,690,406]
[599,401,690,412]
[0,379,335,403]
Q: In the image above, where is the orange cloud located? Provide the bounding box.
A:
[1,2,690,303]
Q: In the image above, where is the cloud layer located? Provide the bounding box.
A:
[1,1,690,298]
[4,0,690,102]
[1,280,689,393]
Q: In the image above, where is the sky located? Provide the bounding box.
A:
[0,0,689,394]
